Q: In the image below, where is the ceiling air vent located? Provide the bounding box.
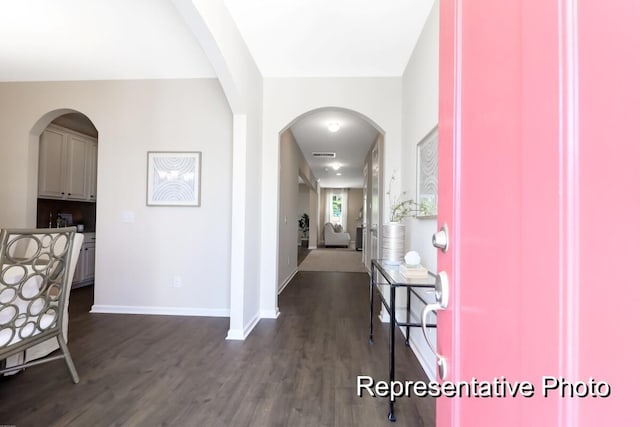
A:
[312,152,336,158]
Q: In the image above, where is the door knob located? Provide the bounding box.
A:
[421,271,449,380]
[432,224,449,252]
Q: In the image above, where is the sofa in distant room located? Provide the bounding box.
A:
[324,223,350,247]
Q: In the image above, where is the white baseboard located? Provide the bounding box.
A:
[225,328,245,340]
[379,307,390,323]
[379,303,436,381]
[226,311,260,340]
[398,318,437,381]
[260,308,280,319]
[278,268,298,294]
[409,333,437,381]
[90,305,229,317]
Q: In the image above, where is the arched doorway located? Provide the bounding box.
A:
[31,109,99,304]
[276,107,385,308]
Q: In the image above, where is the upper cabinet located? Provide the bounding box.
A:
[38,124,97,202]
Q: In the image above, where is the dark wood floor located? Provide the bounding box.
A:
[0,271,435,427]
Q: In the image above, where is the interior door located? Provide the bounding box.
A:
[370,142,380,262]
[436,0,638,425]
[362,162,369,265]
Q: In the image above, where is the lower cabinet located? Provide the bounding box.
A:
[73,233,96,288]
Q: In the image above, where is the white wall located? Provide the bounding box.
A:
[278,129,318,289]
[278,129,305,289]
[0,79,233,315]
[260,78,403,315]
[401,0,439,380]
[177,0,266,336]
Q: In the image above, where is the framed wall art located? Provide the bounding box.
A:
[416,126,438,218]
[146,151,201,207]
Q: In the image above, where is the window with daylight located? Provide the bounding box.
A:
[330,194,343,225]
[326,189,349,228]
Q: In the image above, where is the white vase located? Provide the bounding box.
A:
[382,222,405,264]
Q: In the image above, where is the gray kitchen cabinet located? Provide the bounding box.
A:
[72,233,96,288]
[38,124,97,202]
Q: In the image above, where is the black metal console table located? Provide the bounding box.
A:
[369,259,437,422]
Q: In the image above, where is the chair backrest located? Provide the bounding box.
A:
[324,223,335,235]
[0,227,78,357]
[61,232,83,342]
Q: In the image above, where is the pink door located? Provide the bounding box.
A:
[437,0,639,425]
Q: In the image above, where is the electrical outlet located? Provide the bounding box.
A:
[172,275,182,288]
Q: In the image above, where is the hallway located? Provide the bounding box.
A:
[0,271,434,426]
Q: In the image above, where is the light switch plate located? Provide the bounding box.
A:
[121,211,135,223]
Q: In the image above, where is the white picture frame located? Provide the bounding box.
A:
[146,151,201,207]
[416,126,438,218]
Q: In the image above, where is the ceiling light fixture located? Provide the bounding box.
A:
[327,122,341,133]
[336,172,342,176]
[331,163,340,171]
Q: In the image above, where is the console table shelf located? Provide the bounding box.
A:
[368,259,437,422]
